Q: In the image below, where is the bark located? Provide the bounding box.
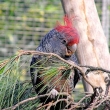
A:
[61,0,110,92]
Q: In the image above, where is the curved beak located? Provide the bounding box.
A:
[70,44,77,53]
[65,44,77,56]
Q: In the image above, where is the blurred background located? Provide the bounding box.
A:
[0,1,110,108]
[0,0,110,60]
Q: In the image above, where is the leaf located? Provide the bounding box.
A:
[0,66,5,74]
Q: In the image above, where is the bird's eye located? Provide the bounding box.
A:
[62,40,66,44]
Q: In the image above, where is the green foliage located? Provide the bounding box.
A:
[96,3,102,18]
[0,55,39,110]
[0,52,76,109]
[0,52,108,109]
[0,53,72,109]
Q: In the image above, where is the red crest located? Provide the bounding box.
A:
[55,15,79,46]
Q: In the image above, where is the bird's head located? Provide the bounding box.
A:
[55,15,80,58]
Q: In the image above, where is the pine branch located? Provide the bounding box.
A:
[15,50,98,88]
[2,92,71,110]
[1,50,110,109]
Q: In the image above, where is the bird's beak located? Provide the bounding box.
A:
[65,44,77,56]
[70,44,77,53]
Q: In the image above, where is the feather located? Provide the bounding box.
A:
[55,15,80,46]
[30,15,80,109]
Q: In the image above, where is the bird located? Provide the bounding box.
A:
[30,15,80,109]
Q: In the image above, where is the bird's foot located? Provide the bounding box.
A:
[50,89,58,99]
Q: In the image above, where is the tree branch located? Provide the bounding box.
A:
[15,50,97,88]
[2,50,110,109]
[2,92,71,110]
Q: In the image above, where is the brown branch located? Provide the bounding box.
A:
[2,92,71,110]
[2,94,47,110]
[88,96,100,110]
[94,96,110,108]
[0,59,9,68]
[0,50,97,88]
[2,50,110,109]
[45,102,53,110]
[14,50,97,88]
[37,103,50,110]
[80,65,110,74]
[45,99,69,110]
[70,94,92,110]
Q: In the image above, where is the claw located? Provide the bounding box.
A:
[50,89,58,99]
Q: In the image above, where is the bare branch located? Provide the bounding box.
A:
[2,92,71,110]
[80,65,110,74]
[2,50,110,109]
[14,50,98,88]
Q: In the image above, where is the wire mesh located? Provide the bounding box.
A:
[0,1,110,109]
[0,0,110,60]
[96,0,110,45]
[0,0,63,60]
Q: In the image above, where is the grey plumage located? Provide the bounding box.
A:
[30,17,80,109]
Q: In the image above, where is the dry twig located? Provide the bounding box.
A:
[15,50,97,88]
[2,92,71,110]
[2,50,110,110]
